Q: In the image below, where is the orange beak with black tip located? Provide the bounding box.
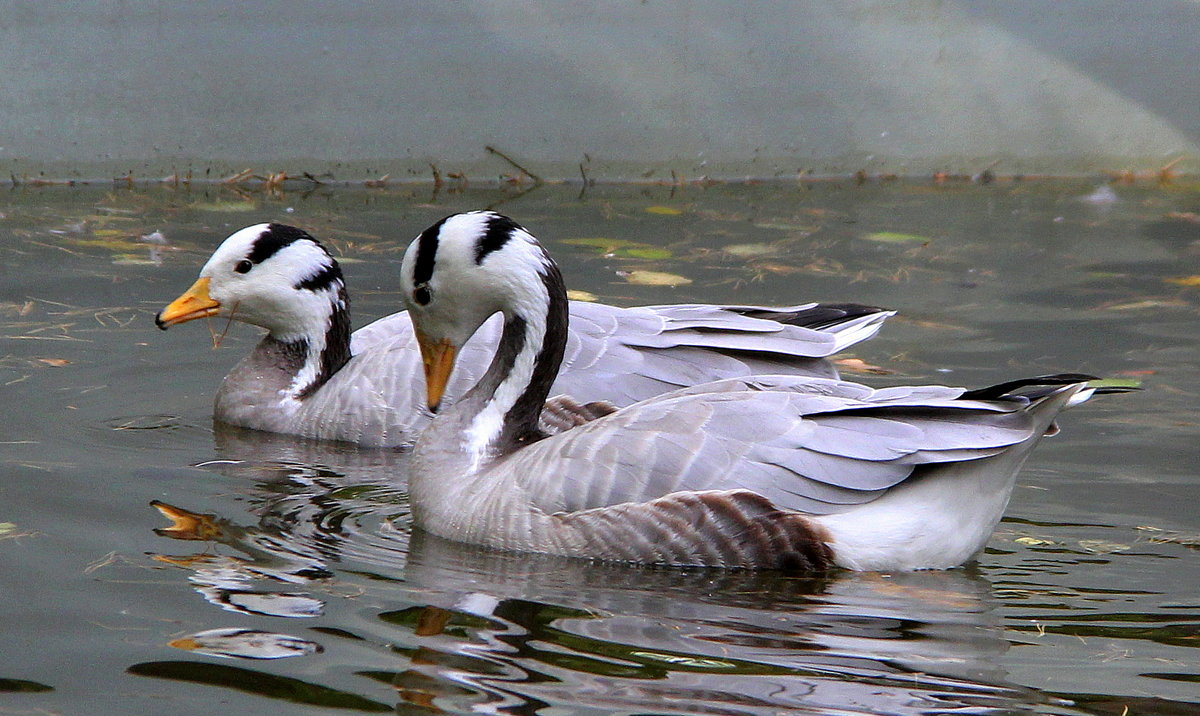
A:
[414,326,457,413]
[155,277,220,329]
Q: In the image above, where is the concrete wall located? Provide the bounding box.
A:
[2,1,1197,183]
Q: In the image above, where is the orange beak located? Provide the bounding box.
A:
[156,277,220,329]
[414,327,457,413]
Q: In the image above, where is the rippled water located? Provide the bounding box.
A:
[0,181,1196,714]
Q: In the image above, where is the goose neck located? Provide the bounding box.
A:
[275,300,352,400]
[460,263,568,459]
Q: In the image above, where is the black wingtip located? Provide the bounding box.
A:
[961,373,1099,401]
[732,302,892,330]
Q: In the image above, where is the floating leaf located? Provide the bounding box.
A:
[191,200,258,213]
[1015,536,1055,546]
[1099,298,1190,311]
[753,222,817,232]
[1085,377,1143,390]
[862,231,930,244]
[112,255,161,266]
[622,247,673,260]
[622,270,692,287]
[0,523,17,536]
[36,358,70,367]
[723,243,777,258]
[1078,539,1131,554]
[566,290,597,302]
[562,238,672,259]
[69,238,150,251]
[562,237,642,251]
[1165,275,1200,287]
[644,206,683,216]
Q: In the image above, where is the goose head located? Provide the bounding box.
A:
[400,211,567,419]
[156,223,347,343]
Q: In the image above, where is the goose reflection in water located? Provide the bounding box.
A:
[135,427,1075,716]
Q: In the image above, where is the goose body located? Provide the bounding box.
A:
[402,211,1119,571]
[156,222,891,447]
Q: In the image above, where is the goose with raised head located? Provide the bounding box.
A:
[156,220,891,447]
[402,211,1124,571]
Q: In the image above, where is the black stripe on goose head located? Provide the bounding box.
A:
[294,261,344,293]
[247,223,317,265]
[474,213,523,264]
[412,215,451,287]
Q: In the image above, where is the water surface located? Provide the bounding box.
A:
[0,181,1196,714]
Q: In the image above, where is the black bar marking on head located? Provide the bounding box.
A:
[294,261,343,293]
[474,213,523,265]
[412,215,451,286]
[247,224,319,265]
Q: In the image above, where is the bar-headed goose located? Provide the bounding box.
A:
[156,220,891,447]
[402,211,1124,571]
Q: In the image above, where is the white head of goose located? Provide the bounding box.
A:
[156,221,893,447]
[402,211,1126,571]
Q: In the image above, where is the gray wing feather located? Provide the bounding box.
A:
[500,376,1039,516]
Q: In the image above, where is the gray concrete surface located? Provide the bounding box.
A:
[1,1,1197,183]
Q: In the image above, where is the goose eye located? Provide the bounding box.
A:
[412,284,432,306]
[234,259,253,274]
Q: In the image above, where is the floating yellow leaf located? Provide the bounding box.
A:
[724,243,777,258]
[562,238,672,259]
[1015,536,1055,546]
[1101,299,1190,311]
[1165,275,1200,287]
[563,237,641,251]
[191,200,258,213]
[644,206,683,216]
[623,270,692,287]
[566,290,597,302]
[863,231,930,244]
[1078,539,1131,554]
[37,358,71,367]
[69,238,148,251]
[1085,377,1142,390]
[753,222,817,232]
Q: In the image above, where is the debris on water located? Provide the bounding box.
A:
[833,357,894,375]
[1015,536,1056,546]
[644,205,683,216]
[567,289,597,302]
[862,231,930,244]
[1164,275,1200,287]
[1081,185,1119,205]
[1078,539,1131,554]
[620,270,692,287]
[562,237,672,259]
[723,243,777,258]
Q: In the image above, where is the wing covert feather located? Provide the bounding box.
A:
[504,378,1040,517]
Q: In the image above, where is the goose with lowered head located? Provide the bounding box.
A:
[155,219,891,447]
[402,211,1123,571]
